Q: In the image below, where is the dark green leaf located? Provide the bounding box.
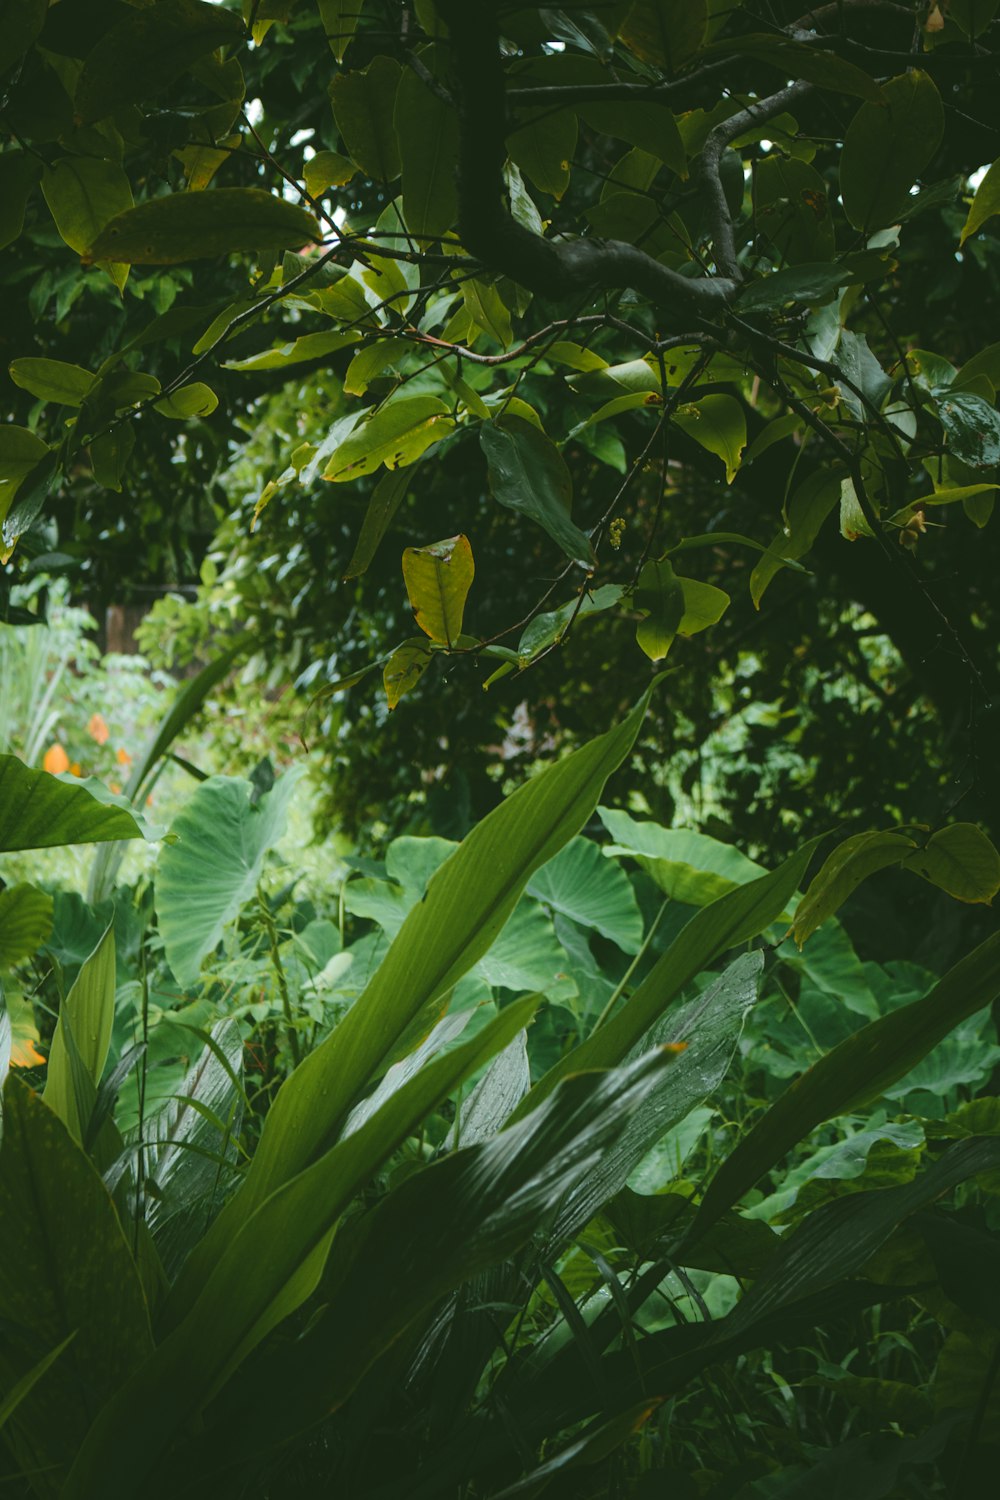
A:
[840,71,944,230]
[937,389,1000,470]
[85,189,320,265]
[330,57,402,181]
[74,0,245,124]
[344,467,411,578]
[689,931,1000,1239]
[0,1077,153,1477]
[481,419,595,567]
[395,67,459,238]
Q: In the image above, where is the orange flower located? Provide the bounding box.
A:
[116,746,132,766]
[43,743,70,775]
[69,762,82,777]
[87,712,109,745]
[108,781,122,795]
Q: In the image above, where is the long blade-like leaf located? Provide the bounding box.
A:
[686,928,1000,1244]
[65,995,539,1498]
[165,692,652,1322]
[513,838,819,1120]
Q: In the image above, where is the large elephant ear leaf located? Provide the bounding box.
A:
[154,768,305,987]
[527,837,644,953]
[0,756,147,853]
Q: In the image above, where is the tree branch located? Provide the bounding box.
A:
[434,0,736,327]
[698,82,813,281]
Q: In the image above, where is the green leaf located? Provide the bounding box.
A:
[0,1077,153,1476]
[0,152,40,252]
[481,418,595,567]
[0,1333,77,1437]
[793,830,916,946]
[226,328,358,373]
[395,66,459,239]
[0,0,46,77]
[688,932,1000,1240]
[153,381,218,418]
[709,33,884,102]
[508,106,577,200]
[64,996,544,1497]
[74,0,245,124]
[634,557,685,661]
[753,156,834,266]
[577,100,685,177]
[89,426,136,492]
[165,693,653,1322]
[402,533,474,646]
[7,358,93,407]
[383,639,434,709]
[552,951,763,1245]
[323,396,456,481]
[738,262,853,313]
[598,809,766,906]
[303,148,355,195]
[518,837,821,1117]
[528,837,644,954]
[901,824,1000,904]
[41,156,133,282]
[342,337,411,396]
[840,71,944,231]
[330,56,402,181]
[0,884,53,968]
[673,394,746,482]
[45,922,115,1143]
[0,756,146,853]
[960,155,1000,244]
[344,467,411,579]
[516,584,625,662]
[0,426,48,491]
[193,1050,678,1465]
[751,470,841,607]
[937,389,1000,470]
[143,1019,245,1275]
[462,280,513,349]
[85,189,320,265]
[155,769,305,987]
[318,0,363,63]
[619,0,707,70]
[678,576,730,635]
[1,450,60,556]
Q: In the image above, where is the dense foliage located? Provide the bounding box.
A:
[3,2,1000,1498]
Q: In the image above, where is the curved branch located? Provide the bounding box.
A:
[698,81,813,281]
[434,0,736,327]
